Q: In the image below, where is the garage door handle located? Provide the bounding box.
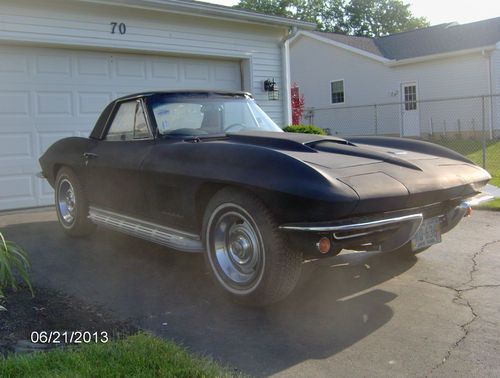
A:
[83,152,98,159]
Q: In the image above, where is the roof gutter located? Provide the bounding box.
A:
[387,45,497,66]
[75,0,316,29]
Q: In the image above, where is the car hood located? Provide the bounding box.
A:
[225,131,491,211]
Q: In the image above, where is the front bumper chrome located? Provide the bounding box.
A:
[280,192,494,253]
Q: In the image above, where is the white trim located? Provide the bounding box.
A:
[296,31,392,64]
[330,79,345,105]
[388,45,497,66]
[72,0,316,29]
[400,81,420,137]
[0,35,252,61]
[294,30,498,66]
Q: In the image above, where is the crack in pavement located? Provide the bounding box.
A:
[418,239,500,376]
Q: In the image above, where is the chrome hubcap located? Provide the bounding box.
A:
[58,179,76,224]
[212,210,263,288]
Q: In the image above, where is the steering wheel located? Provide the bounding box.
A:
[224,123,246,132]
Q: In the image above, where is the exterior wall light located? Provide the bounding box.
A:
[264,78,279,100]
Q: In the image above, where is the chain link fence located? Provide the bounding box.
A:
[305,94,500,182]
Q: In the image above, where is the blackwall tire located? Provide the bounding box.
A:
[203,188,302,306]
[54,167,95,237]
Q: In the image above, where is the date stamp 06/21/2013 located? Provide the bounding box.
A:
[30,331,109,344]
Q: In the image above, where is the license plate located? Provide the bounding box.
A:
[411,216,442,251]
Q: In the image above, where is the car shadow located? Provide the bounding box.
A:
[3,220,418,377]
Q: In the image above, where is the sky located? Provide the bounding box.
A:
[201,0,500,26]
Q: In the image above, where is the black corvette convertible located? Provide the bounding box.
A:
[39,91,492,306]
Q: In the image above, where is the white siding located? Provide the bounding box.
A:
[0,0,289,210]
[291,36,492,136]
[0,0,286,125]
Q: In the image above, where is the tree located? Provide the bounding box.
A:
[235,0,429,36]
[345,0,429,37]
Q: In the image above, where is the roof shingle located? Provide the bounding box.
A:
[313,17,500,60]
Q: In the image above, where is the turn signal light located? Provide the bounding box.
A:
[466,206,472,217]
[316,237,331,254]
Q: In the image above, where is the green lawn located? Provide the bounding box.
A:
[0,333,231,377]
[431,139,500,209]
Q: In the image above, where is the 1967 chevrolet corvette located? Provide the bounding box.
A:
[39,91,492,306]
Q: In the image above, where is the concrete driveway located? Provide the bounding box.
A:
[1,208,499,377]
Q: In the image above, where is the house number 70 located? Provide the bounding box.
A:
[110,22,126,35]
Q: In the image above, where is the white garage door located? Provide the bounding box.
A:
[0,45,242,211]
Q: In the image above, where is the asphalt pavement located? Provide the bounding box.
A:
[1,208,499,377]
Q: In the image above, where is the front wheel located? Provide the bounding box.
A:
[203,188,302,306]
[54,167,95,237]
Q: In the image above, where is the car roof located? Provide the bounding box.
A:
[115,90,253,102]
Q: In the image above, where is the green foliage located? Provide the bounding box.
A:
[431,139,500,210]
[0,333,231,377]
[284,124,326,135]
[0,232,33,310]
[345,0,429,37]
[235,0,429,36]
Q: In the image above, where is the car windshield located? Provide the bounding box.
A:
[149,94,283,136]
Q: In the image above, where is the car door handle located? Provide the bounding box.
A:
[83,152,98,159]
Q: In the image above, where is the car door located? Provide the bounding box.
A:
[83,98,154,217]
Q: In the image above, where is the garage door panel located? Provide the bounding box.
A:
[39,179,55,201]
[35,54,71,77]
[115,57,147,79]
[77,92,113,115]
[0,133,32,159]
[76,56,110,77]
[0,51,29,77]
[215,62,240,81]
[0,175,33,198]
[0,45,241,210]
[0,91,30,116]
[38,132,76,155]
[36,91,73,116]
[0,174,36,211]
[184,62,210,81]
[152,61,179,80]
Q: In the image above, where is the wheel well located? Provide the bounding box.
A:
[51,164,63,186]
[195,183,226,230]
[194,183,279,232]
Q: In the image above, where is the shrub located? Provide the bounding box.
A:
[291,81,305,125]
[0,232,33,310]
[283,124,326,135]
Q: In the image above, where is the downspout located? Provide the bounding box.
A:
[281,27,299,126]
[483,49,493,139]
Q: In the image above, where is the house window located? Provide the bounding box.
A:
[404,84,417,111]
[330,80,344,104]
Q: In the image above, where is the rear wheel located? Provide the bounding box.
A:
[203,188,302,306]
[55,168,95,237]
